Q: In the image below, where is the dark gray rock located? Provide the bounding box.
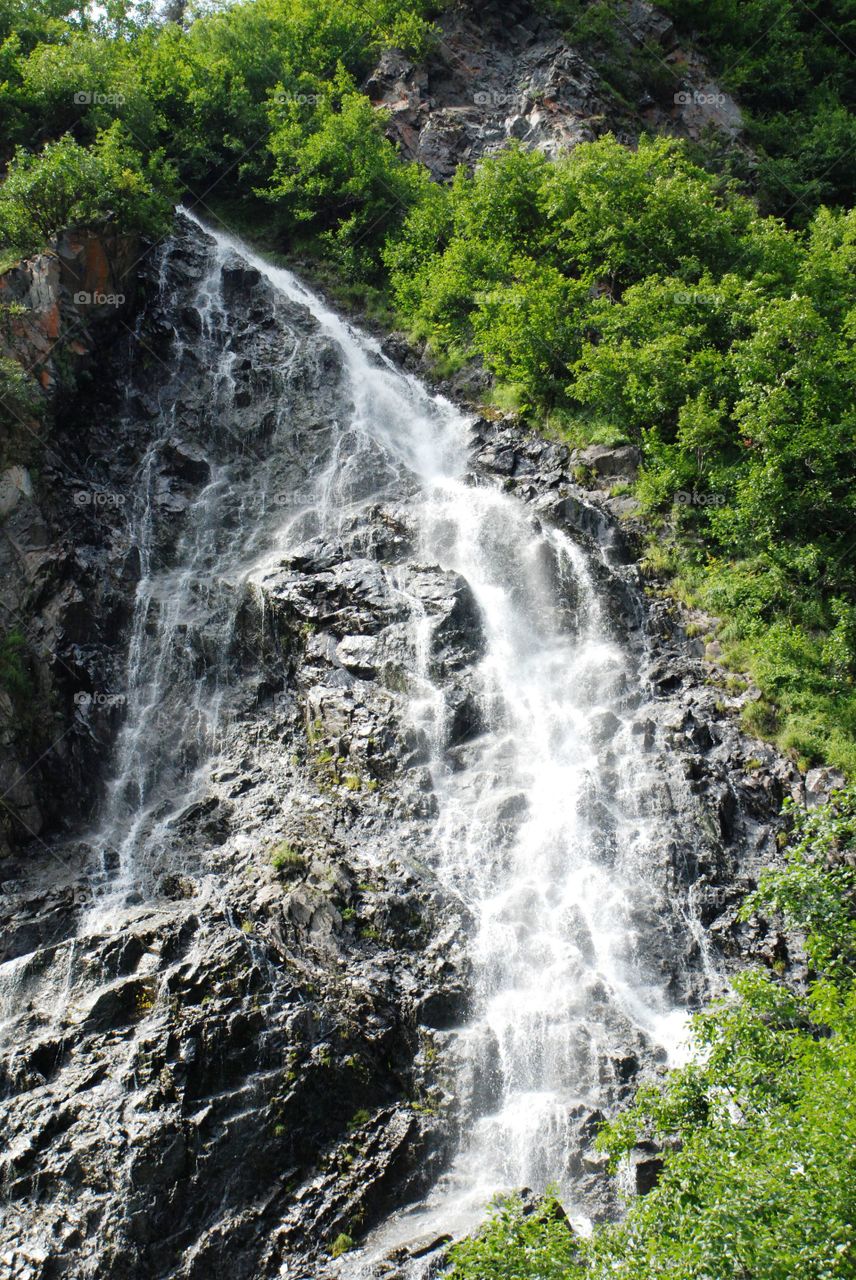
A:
[364,0,743,179]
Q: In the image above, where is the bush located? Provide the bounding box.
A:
[270,840,305,875]
[0,126,175,253]
[330,1232,354,1258]
[0,628,29,698]
[448,1194,581,1279]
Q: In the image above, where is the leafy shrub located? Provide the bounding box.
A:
[0,125,175,253]
[270,840,305,875]
[657,0,856,221]
[448,1194,581,1279]
[261,68,430,274]
[0,628,29,698]
[330,1232,354,1258]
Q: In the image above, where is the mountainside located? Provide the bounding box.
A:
[367,0,742,178]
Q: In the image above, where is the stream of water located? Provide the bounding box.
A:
[177,216,691,1266]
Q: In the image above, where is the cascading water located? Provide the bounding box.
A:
[175,214,694,1248]
[0,211,719,1276]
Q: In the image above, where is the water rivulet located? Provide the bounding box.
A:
[0,215,789,1279]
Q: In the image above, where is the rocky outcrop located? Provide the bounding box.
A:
[366,0,743,179]
[0,226,143,859]
[0,225,139,431]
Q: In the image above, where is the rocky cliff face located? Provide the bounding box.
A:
[0,228,143,859]
[367,0,743,180]
[0,212,805,1280]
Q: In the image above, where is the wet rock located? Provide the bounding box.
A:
[220,255,262,296]
[264,559,404,637]
[407,1232,453,1259]
[337,635,379,678]
[405,568,486,673]
[575,444,641,482]
[589,710,621,745]
[288,538,346,575]
[629,1142,664,1196]
[445,686,484,748]
[415,983,469,1030]
[160,438,211,485]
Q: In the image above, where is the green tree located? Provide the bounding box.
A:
[262,68,429,273]
[0,126,175,253]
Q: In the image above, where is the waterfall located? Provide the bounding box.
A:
[170,213,692,1255]
[0,211,713,1276]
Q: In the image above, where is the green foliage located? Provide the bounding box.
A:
[0,126,175,253]
[744,790,856,976]
[657,0,856,222]
[261,67,429,273]
[451,789,856,1280]
[330,1232,354,1258]
[448,1194,582,1279]
[0,628,29,698]
[270,840,305,875]
[0,0,441,265]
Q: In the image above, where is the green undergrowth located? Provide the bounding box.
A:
[645,540,856,777]
[538,0,856,224]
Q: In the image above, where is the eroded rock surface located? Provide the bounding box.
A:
[367,0,743,179]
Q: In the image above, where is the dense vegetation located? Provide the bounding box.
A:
[449,786,856,1280]
[0,0,439,255]
[660,0,856,222]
